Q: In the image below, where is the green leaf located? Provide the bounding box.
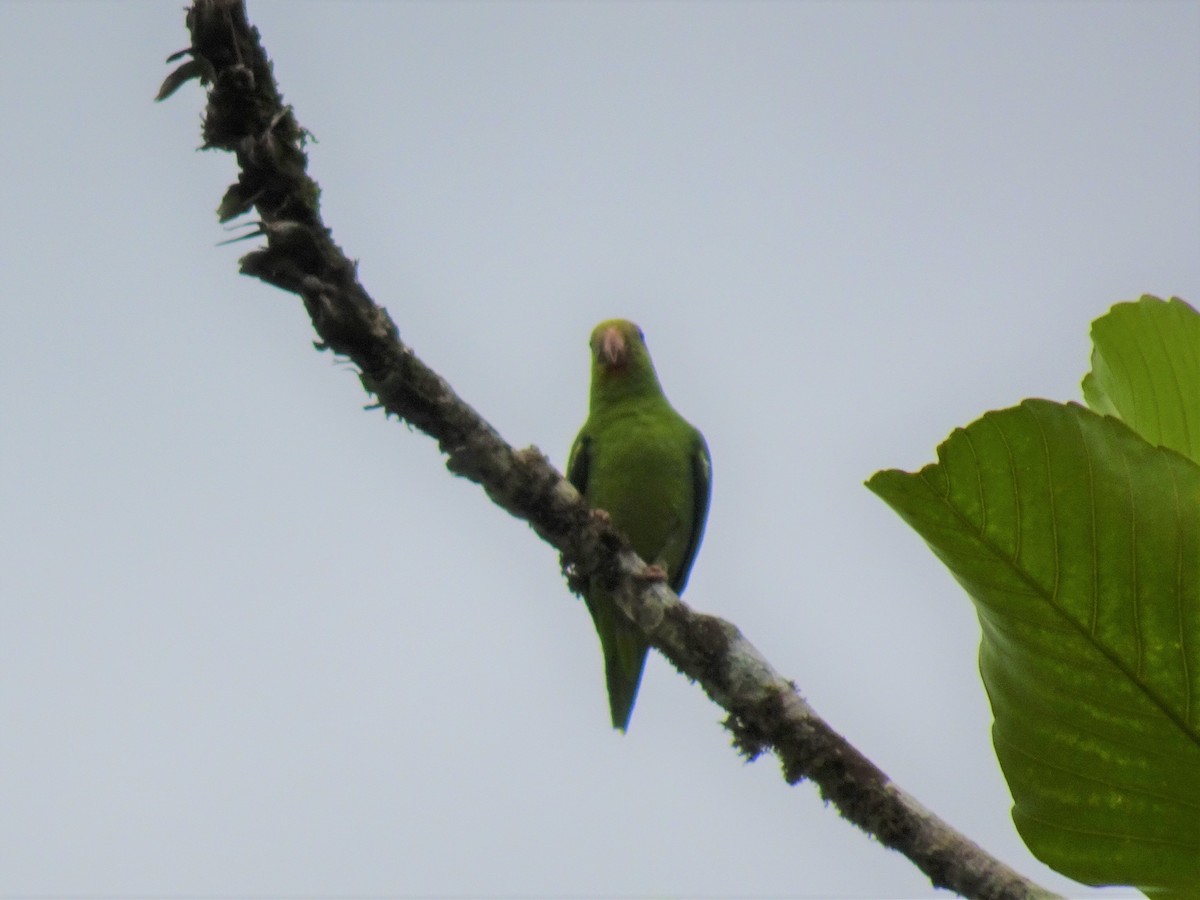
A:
[1083,295,1200,465]
[868,399,1200,894]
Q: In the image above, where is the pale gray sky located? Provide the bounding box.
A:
[2,1,1197,897]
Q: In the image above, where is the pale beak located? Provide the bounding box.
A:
[600,327,627,367]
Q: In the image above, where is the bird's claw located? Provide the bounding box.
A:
[637,564,668,583]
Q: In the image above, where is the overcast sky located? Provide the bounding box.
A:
[3,2,1198,897]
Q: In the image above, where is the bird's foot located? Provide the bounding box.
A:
[637,564,668,583]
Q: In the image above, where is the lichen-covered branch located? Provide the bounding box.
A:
[157,3,1058,897]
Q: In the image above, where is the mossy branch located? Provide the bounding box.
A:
[158,3,1057,897]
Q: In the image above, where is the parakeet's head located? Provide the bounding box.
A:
[590,319,650,372]
[587,319,664,404]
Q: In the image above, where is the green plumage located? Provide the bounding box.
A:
[567,319,711,732]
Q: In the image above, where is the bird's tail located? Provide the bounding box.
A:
[588,600,648,734]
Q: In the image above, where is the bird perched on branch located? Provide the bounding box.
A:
[567,319,711,731]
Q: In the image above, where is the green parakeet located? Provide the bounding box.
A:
[567,319,712,732]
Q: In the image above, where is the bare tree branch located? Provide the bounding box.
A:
[158,3,1059,897]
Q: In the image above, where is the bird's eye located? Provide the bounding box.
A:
[636,326,645,343]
